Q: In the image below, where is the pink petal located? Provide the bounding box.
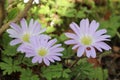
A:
[51,56,61,61]
[90,47,96,58]
[53,53,63,56]
[38,57,42,63]
[20,18,28,31]
[92,43,103,52]
[7,29,19,37]
[49,44,62,50]
[64,40,77,44]
[80,19,89,33]
[10,39,22,45]
[72,44,81,49]
[43,58,50,66]
[70,22,80,36]
[10,23,22,33]
[46,57,55,62]
[97,42,111,50]
[65,33,77,39]
[50,48,64,53]
[89,20,99,34]
[77,46,85,57]
[47,39,57,48]
[86,48,91,58]
[25,53,34,57]
[32,56,39,63]
[94,29,107,37]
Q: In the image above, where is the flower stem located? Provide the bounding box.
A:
[0,0,34,35]
[69,57,81,69]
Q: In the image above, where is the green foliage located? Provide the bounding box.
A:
[2,45,18,56]
[72,58,108,80]
[59,33,68,42]
[89,67,108,80]
[39,5,50,15]
[62,46,74,58]
[0,57,22,75]
[1,33,18,56]
[22,57,36,67]
[1,33,12,48]
[72,58,94,80]
[20,68,39,80]
[7,7,19,20]
[46,26,56,33]
[100,16,120,37]
[1,0,119,80]
[41,64,71,80]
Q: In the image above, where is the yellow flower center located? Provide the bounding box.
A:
[81,36,92,45]
[38,48,47,57]
[22,33,30,42]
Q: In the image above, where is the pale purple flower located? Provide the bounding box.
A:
[65,19,111,58]
[7,18,46,45]
[18,35,64,66]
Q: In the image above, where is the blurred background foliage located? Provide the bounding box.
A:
[0,0,120,80]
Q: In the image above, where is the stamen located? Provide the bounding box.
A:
[38,48,47,57]
[22,33,30,42]
[81,35,92,46]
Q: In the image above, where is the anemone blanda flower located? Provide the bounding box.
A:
[23,0,39,4]
[7,18,46,46]
[65,19,111,58]
[18,35,64,66]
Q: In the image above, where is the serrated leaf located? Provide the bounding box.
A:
[72,58,108,80]
[62,69,71,78]
[89,67,108,80]
[1,33,18,56]
[41,64,71,80]
[2,33,12,48]
[0,57,22,75]
[62,46,74,58]
[100,16,120,37]
[59,33,68,42]
[20,68,39,80]
[2,44,18,56]
[22,57,36,67]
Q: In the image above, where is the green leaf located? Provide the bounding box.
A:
[2,33,12,48]
[72,58,108,80]
[100,15,120,37]
[41,64,71,80]
[46,26,56,33]
[0,57,22,75]
[22,57,36,67]
[72,58,94,80]
[59,33,68,42]
[20,68,39,80]
[62,46,74,58]
[64,9,76,17]
[62,69,71,78]
[89,67,108,80]
[2,33,18,56]
[7,7,19,20]
[39,5,50,14]
[76,11,86,18]
[2,44,18,56]
[56,0,74,7]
